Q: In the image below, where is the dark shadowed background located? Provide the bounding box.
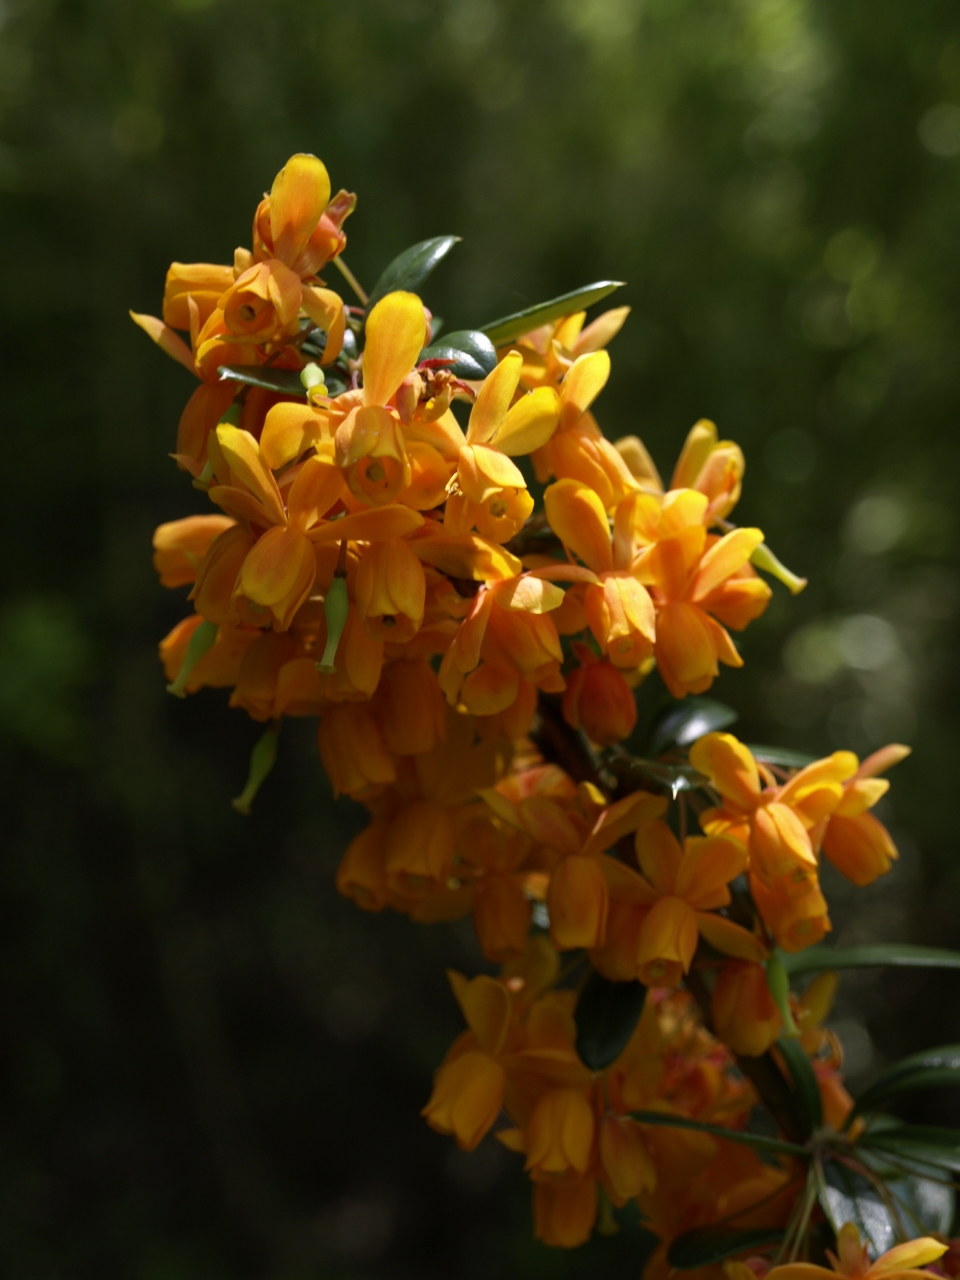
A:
[2,0,960,1275]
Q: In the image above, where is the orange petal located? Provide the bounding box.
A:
[692,527,765,601]
[491,387,560,456]
[129,310,197,374]
[363,291,427,407]
[448,971,512,1056]
[269,153,331,268]
[559,350,610,429]
[309,504,424,545]
[216,424,286,524]
[467,350,522,445]
[544,479,613,573]
[285,455,343,530]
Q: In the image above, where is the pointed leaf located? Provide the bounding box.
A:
[482,281,626,346]
[777,1037,822,1138]
[419,329,498,380]
[783,945,960,978]
[817,1156,899,1257]
[366,235,461,309]
[629,1110,808,1158]
[575,970,646,1070]
[860,1124,960,1174]
[218,364,307,398]
[668,1227,785,1270]
[605,749,706,798]
[648,697,738,757]
[853,1045,960,1120]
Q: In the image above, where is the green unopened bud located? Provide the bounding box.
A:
[317,575,349,673]
[232,726,279,815]
[167,619,217,698]
[218,401,243,427]
[752,542,808,595]
[300,362,326,391]
[766,949,800,1038]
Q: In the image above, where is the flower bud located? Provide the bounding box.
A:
[599,1115,656,1202]
[355,539,425,643]
[548,854,608,950]
[317,703,396,799]
[472,874,532,962]
[562,658,637,746]
[422,1049,505,1151]
[524,1087,595,1175]
[712,960,782,1057]
[533,1176,597,1249]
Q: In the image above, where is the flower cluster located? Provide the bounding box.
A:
[139,155,949,1271]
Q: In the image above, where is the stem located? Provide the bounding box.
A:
[530,695,605,787]
[332,256,368,305]
[685,970,805,1146]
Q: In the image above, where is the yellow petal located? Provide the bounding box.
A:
[216,424,286,524]
[285,455,343,530]
[490,574,565,613]
[129,310,196,374]
[467,350,523,445]
[259,401,330,471]
[870,1240,948,1276]
[544,479,613,573]
[363,291,427,407]
[491,387,561,456]
[573,306,631,356]
[695,913,768,962]
[269,153,331,268]
[309,505,424,544]
[581,791,667,859]
[301,284,346,364]
[692,527,765,601]
[559,351,610,429]
[671,419,718,490]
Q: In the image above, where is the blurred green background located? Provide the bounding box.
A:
[2,0,960,1274]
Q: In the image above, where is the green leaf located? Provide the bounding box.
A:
[859,1123,960,1173]
[648,697,737,757]
[575,970,646,1071]
[668,1227,784,1270]
[419,329,498,380]
[366,235,460,309]
[817,1156,899,1256]
[218,364,307,398]
[777,1037,822,1138]
[481,280,626,347]
[783,944,960,978]
[745,745,817,768]
[629,1110,808,1159]
[853,1045,960,1120]
[886,1169,955,1236]
[605,751,706,798]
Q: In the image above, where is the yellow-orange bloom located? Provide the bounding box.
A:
[766,1223,947,1280]
[820,743,909,886]
[711,960,782,1057]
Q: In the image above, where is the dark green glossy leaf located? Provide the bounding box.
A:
[745,745,817,768]
[783,944,960,978]
[481,280,626,346]
[629,1110,808,1159]
[648,697,737,757]
[817,1157,899,1256]
[366,235,460,309]
[218,364,307,398]
[853,1045,960,1119]
[605,751,706,798]
[575,970,646,1070]
[668,1227,784,1270]
[860,1124,960,1173]
[419,329,498,380]
[858,1149,956,1239]
[777,1037,822,1138]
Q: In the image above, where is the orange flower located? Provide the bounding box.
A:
[820,744,909,886]
[544,478,656,668]
[631,489,770,697]
[532,351,640,510]
[562,649,638,745]
[711,961,782,1057]
[691,732,858,900]
[766,1224,946,1280]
